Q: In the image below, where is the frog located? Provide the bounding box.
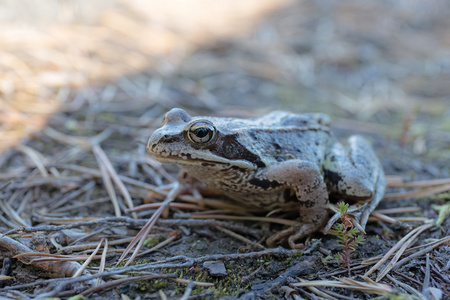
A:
[146,108,386,248]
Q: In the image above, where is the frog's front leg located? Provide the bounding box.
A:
[323,135,386,231]
[265,160,329,248]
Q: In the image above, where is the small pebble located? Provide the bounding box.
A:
[203,260,227,277]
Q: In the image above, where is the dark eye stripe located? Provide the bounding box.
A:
[209,134,265,168]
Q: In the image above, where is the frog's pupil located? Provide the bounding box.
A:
[194,128,209,138]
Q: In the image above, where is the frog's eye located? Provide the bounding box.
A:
[187,121,216,145]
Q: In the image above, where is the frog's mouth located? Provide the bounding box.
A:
[147,129,259,170]
[150,150,255,170]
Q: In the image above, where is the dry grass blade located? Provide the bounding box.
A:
[387,177,450,188]
[16,144,49,177]
[171,278,215,287]
[135,234,178,258]
[341,277,393,294]
[59,237,134,253]
[73,238,105,277]
[385,274,424,298]
[50,181,96,211]
[117,182,181,266]
[364,223,433,280]
[29,256,103,263]
[129,202,205,212]
[392,217,432,222]
[362,235,450,266]
[43,127,91,148]
[423,253,430,291]
[374,207,421,214]
[393,246,433,273]
[384,183,450,200]
[92,144,136,218]
[0,181,12,191]
[292,277,393,295]
[368,211,398,224]
[0,275,13,281]
[177,195,265,212]
[97,239,108,287]
[369,212,432,224]
[385,175,405,187]
[13,252,103,263]
[375,223,434,282]
[186,213,298,226]
[95,151,121,217]
[302,284,338,300]
[216,225,266,250]
[0,200,29,227]
[32,214,99,225]
[50,163,164,195]
[43,127,112,148]
[180,281,194,300]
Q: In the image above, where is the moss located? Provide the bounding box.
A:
[68,296,85,300]
[138,281,151,291]
[152,256,274,297]
[152,279,169,290]
[144,235,165,248]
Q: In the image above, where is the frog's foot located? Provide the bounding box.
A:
[358,172,386,229]
[323,136,386,234]
[324,170,386,235]
[266,223,319,249]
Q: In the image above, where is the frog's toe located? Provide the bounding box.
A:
[266,226,298,248]
[267,223,320,249]
[288,231,306,249]
[287,223,321,249]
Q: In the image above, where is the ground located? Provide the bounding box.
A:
[0,0,449,299]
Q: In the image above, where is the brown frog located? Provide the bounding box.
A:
[147,108,385,247]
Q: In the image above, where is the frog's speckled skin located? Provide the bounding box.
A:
[147,108,386,246]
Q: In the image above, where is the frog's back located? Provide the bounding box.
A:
[256,111,330,128]
[239,111,334,166]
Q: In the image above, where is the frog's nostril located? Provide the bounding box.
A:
[156,133,179,144]
[147,132,161,150]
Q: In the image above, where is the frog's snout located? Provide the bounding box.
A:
[146,129,182,155]
[146,129,164,154]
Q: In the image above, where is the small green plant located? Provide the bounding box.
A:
[332,202,365,276]
[432,202,450,226]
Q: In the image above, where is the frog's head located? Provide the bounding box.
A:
[147,108,263,170]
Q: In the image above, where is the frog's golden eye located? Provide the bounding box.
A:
[187,121,216,145]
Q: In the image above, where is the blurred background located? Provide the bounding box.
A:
[1,0,450,163]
